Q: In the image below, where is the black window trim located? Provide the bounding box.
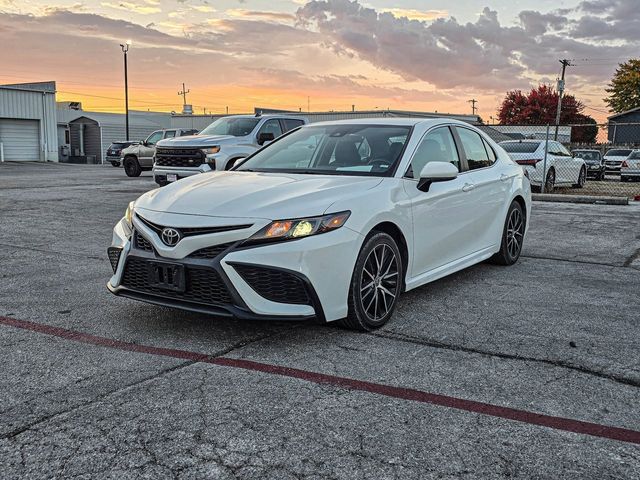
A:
[452,125,500,173]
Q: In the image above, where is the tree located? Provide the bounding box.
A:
[604,59,640,114]
[497,85,584,125]
[571,114,598,143]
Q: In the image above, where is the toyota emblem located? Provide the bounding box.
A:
[161,227,182,246]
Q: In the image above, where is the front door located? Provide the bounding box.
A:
[402,126,475,277]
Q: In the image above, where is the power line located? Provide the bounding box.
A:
[468,99,478,115]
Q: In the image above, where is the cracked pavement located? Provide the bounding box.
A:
[1,162,639,479]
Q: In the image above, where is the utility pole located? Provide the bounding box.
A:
[307,96,310,113]
[178,83,190,108]
[119,40,131,140]
[468,99,478,116]
[554,59,573,141]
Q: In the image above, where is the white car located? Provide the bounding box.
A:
[108,119,531,330]
[603,148,633,174]
[621,150,640,182]
[500,140,586,193]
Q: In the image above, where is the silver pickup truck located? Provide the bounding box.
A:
[152,114,307,186]
[121,128,198,177]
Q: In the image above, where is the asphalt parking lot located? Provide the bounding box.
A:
[1,162,639,479]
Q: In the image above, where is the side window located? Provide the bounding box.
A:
[557,143,572,157]
[456,127,491,170]
[407,127,460,179]
[482,138,497,164]
[164,130,176,139]
[146,131,163,145]
[283,119,305,132]
[258,119,283,139]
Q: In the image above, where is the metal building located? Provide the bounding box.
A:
[57,109,172,163]
[608,107,640,144]
[0,82,58,162]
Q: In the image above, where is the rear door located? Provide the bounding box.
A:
[140,130,163,166]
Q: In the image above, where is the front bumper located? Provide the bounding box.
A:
[153,164,214,184]
[107,215,362,322]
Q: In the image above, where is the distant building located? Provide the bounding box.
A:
[0,81,58,161]
[608,107,640,144]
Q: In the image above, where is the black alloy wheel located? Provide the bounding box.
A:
[490,201,526,266]
[339,232,403,331]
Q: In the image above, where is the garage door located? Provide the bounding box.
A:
[0,119,40,161]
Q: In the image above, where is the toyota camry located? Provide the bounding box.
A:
[107,119,531,330]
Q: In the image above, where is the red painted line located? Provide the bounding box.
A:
[2,315,640,445]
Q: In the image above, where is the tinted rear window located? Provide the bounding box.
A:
[111,143,129,148]
[606,149,632,156]
[500,142,540,154]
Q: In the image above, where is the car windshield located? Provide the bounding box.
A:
[500,142,540,153]
[606,149,632,157]
[236,124,411,176]
[629,151,640,159]
[574,151,600,161]
[200,118,260,137]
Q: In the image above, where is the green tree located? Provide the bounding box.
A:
[604,59,640,114]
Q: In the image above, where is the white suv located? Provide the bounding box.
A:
[499,140,587,193]
[153,114,307,186]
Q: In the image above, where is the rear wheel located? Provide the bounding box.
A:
[338,232,403,331]
[123,156,142,177]
[490,201,526,266]
[573,167,586,188]
[543,168,555,193]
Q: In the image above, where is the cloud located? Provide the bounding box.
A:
[101,2,162,15]
[225,9,296,22]
[296,0,639,92]
[378,8,448,22]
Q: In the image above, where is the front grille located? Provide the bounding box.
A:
[107,247,122,273]
[121,257,232,305]
[155,147,205,168]
[189,242,234,259]
[136,215,252,238]
[134,231,154,252]
[233,264,311,305]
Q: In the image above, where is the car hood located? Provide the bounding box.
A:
[157,134,239,147]
[135,171,383,220]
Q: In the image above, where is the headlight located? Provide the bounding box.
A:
[201,146,220,155]
[245,211,351,245]
[124,201,135,228]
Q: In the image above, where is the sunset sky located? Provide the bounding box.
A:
[1,0,636,121]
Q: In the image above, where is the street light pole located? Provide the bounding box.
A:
[120,40,132,141]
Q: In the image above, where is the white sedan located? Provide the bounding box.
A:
[500,140,586,193]
[108,119,531,330]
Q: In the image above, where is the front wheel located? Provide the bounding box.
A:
[123,156,142,177]
[573,167,586,188]
[338,232,403,331]
[489,201,526,266]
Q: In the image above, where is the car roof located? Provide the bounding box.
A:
[305,118,473,128]
[225,114,307,120]
[573,148,599,151]
[499,139,543,144]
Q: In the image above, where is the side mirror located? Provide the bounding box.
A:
[257,132,275,146]
[417,162,458,192]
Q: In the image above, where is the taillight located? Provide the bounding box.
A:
[515,159,539,166]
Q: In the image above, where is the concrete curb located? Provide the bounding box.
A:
[532,193,629,205]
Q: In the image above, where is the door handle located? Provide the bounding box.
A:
[462,183,476,192]
[500,174,510,182]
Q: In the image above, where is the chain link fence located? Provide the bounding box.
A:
[482,123,640,199]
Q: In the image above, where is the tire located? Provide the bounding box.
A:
[489,201,526,266]
[542,168,555,193]
[123,156,142,177]
[225,158,240,170]
[338,232,403,331]
[573,167,586,188]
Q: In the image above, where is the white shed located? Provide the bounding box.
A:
[0,82,58,162]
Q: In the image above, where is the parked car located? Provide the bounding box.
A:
[108,118,531,330]
[621,150,640,182]
[572,149,605,180]
[603,148,633,174]
[499,140,586,192]
[105,141,136,167]
[152,114,307,186]
[121,128,198,177]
